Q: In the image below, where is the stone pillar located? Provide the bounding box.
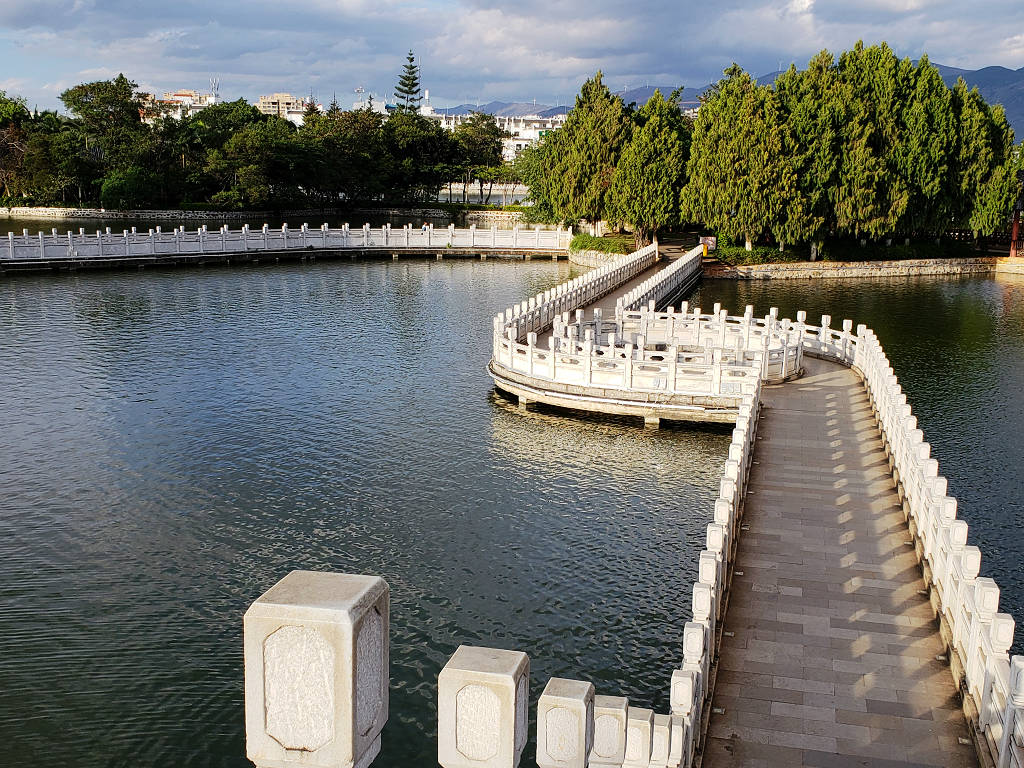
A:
[589,695,628,767]
[650,714,672,768]
[622,707,653,768]
[243,570,389,768]
[438,645,529,768]
[536,678,594,768]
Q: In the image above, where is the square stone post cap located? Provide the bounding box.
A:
[536,678,595,768]
[243,570,389,768]
[438,645,530,768]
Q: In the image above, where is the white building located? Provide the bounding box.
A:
[420,95,567,161]
[142,89,218,122]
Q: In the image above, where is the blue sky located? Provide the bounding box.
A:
[1,0,1022,111]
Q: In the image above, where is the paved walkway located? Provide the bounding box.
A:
[703,358,978,768]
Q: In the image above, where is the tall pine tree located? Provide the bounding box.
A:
[394,51,422,112]
[682,65,791,250]
[608,89,691,247]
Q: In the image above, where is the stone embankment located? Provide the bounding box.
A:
[465,209,525,227]
[704,256,1024,279]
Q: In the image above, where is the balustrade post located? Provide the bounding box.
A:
[438,646,529,768]
[243,570,389,768]
[97,230,103,257]
[363,223,370,247]
[448,223,455,246]
[622,707,653,768]
[148,229,156,254]
[536,678,594,768]
[512,225,519,248]
[122,229,129,256]
[40,231,46,259]
[322,223,329,248]
[590,696,628,767]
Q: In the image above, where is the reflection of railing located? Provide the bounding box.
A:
[496,243,659,342]
[1,222,574,261]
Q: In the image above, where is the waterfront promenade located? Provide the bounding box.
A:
[703,357,978,767]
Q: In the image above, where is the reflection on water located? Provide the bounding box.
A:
[692,273,1024,652]
[0,259,726,767]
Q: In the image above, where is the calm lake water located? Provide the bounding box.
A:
[0,261,1021,767]
[0,259,728,767]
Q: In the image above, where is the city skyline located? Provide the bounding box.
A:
[1,0,1022,113]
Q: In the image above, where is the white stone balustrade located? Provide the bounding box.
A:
[496,243,659,342]
[243,570,389,768]
[1,222,572,262]
[536,678,595,768]
[438,646,530,768]
[614,244,704,316]
[851,324,1023,766]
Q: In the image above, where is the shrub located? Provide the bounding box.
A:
[570,233,634,255]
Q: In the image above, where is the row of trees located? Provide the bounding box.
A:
[521,43,1022,251]
[0,74,508,209]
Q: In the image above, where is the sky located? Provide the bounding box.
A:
[1,0,1022,112]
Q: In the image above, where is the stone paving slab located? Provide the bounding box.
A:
[703,358,978,768]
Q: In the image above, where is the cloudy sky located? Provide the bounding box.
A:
[1,0,1022,111]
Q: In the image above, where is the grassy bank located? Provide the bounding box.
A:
[570,233,634,255]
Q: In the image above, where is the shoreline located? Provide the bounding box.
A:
[704,255,1024,279]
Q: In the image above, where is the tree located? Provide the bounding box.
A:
[394,50,422,113]
[682,65,791,250]
[773,52,846,257]
[531,71,631,225]
[453,112,507,202]
[608,89,691,246]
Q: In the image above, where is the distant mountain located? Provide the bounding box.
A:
[930,64,1024,138]
[436,63,1024,136]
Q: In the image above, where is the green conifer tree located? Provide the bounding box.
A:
[608,89,691,247]
[543,71,631,224]
[682,65,791,250]
[394,51,422,112]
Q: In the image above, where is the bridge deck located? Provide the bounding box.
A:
[703,358,978,768]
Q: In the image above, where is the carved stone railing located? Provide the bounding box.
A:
[497,243,659,342]
[853,325,1022,767]
[615,245,704,316]
[0,222,573,262]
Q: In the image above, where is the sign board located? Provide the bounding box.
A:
[699,236,717,252]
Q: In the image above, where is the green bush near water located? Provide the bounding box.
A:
[569,233,634,255]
